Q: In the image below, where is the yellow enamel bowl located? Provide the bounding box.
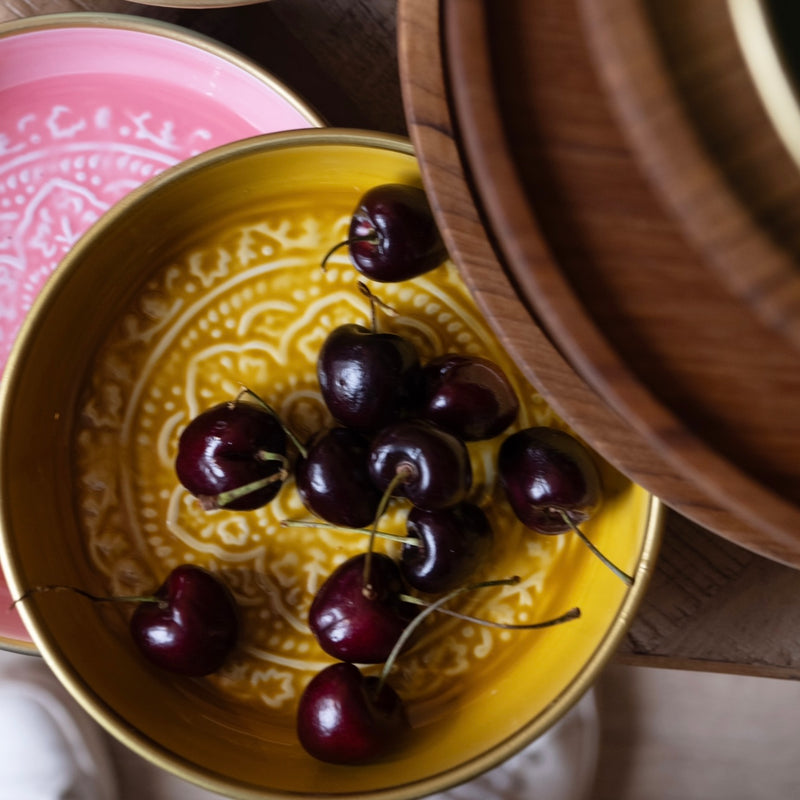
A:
[0,129,662,799]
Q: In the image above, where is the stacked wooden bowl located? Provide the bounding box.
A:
[398,0,800,566]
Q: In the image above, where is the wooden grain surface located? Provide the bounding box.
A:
[584,0,800,346]
[4,0,800,678]
[428,0,794,564]
[398,0,800,678]
[439,0,800,561]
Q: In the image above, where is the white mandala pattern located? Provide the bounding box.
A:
[0,85,257,371]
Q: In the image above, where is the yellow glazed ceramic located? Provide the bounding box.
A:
[0,130,662,799]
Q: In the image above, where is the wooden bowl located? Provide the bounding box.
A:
[398,0,800,565]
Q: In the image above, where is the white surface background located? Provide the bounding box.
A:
[2,650,800,800]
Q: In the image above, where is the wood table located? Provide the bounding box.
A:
[3,0,800,680]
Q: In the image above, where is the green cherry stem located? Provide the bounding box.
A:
[376,576,580,694]
[320,234,375,271]
[255,450,285,463]
[12,585,165,609]
[200,464,288,510]
[280,519,422,547]
[398,593,581,630]
[555,509,634,587]
[362,464,414,594]
[235,387,307,458]
[356,280,398,335]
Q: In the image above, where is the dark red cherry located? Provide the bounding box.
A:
[175,399,288,510]
[419,354,519,441]
[309,553,415,664]
[498,427,601,533]
[317,323,421,431]
[401,503,493,593]
[498,427,636,586]
[330,184,447,283]
[368,420,472,511]
[129,565,239,676]
[297,662,409,764]
[295,427,382,528]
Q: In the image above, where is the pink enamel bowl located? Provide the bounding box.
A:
[0,12,322,653]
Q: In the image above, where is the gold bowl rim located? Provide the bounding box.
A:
[0,128,664,800]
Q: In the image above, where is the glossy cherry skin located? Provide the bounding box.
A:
[348,183,447,282]
[401,503,493,593]
[295,427,382,528]
[309,553,415,664]
[129,565,239,676]
[175,400,287,510]
[419,354,520,441]
[297,662,409,764]
[368,420,472,511]
[498,427,602,533]
[317,323,421,431]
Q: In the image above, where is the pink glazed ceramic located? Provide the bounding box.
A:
[0,13,322,651]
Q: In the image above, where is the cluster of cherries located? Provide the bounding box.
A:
[19,184,632,766]
[169,185,633,764]
[173,303,590,764]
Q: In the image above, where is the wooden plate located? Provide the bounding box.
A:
[395,0,800,564]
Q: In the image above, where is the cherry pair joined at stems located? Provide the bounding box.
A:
[297,572,580,765]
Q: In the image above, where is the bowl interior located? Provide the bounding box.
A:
[0,130,660,799]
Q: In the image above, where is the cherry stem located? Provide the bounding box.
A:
[12,585,165,609]
[357,280,398,334]
[320,235,375,272]
[235,387,307,458]
[362,465,414,594]
[398,593,580,630]
[280,518,422,546]
[377,576,579,694]
[199,466,288,510]
[555,509,635,587]
[255,450,286,463]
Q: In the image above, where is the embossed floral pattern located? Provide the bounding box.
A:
[75,206,565,713]
[0,38,311,376]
